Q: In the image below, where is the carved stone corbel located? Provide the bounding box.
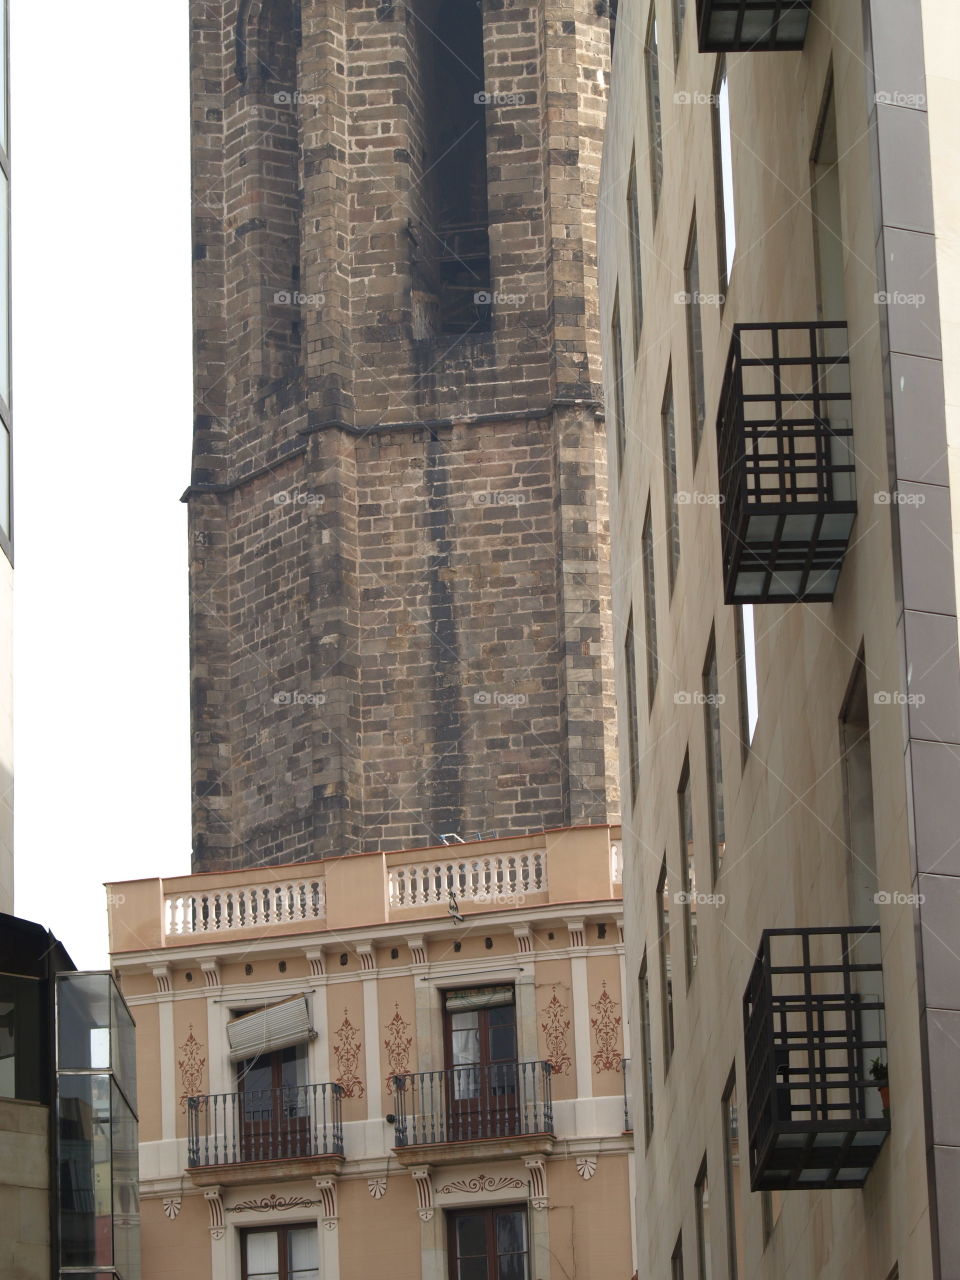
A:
[204,1188,225,1240]
[314,1176,338,1230]
[525,1157,548,1210]
[411,1166,434,1221]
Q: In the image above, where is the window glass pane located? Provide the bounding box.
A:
[685,221,706,454]
[713,61,736,292]
[645,12,663,213]
[0,165,8,406]
[642,503,658,706]
[457,1213,488,1257]
[288,1226,318,1280]
[0,421,8,537]
[111,983,137,1111]
[627,159,643,348]
[499,1256,528,1280]
[662,372,680,589]
[678,759,698,978]
[704,638,725,877]
[58,974,112,1071]
[111,1082,140,1280]
[496,1210,527,1255]
[58,1074,114,1268]
[0,0,6,154]
[459,1261,488,1280]
[625,611,640,802]
[611,299,626,471]
[0,973,42,1100]
[245,1230,279,1280]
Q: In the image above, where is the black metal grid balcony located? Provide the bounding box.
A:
[392,1061,553,1148]
[717,322,856,604]
[743,927,889,1191]
[696,0,812,52]
[187,1082,344,1169]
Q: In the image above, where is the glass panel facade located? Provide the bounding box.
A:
[56,973,139,1280]
[0,971,42,1100]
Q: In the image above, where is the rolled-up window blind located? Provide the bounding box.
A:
[444,986,514,1012]
[227,994,314,1061]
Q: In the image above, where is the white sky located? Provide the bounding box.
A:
[11,2,193,966]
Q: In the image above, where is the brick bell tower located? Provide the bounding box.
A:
[186,0,618,872]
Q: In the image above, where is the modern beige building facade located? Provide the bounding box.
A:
[107,824,635,1280]
[600,1,960,1277]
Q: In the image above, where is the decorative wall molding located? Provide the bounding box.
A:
[162,1198,182,1220]
[201,961,221,988]
[513,927,533,954]
[314,1177,338,1230]
[383,1003,413,1091]
[178,1025,207,1112]
[153,965,172,994]
[228,1195,321,1214]
[525,1158,548,1210]
[368,1178,387,1200]
[576,1156,598,1180]
[305,949,325,977]
[408,937,427,966]
[540,986,572,1076]
[204,1188,225,1240]
[411,1167,434,1221]
[436,1175,526,1195]
[567,921,586,949]
[590,981,623,1073]
[357,944,376,973]
[332,1009,366,1098]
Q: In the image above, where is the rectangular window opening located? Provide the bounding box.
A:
[447,1204,531,1280]
[736,604,759,753]
[642,501,659,708]
[645,7,663,216]
[685,215,706,458]
[672,1230,685,1280]
[241,1225,319,1280]
[722,1071,745,1280]
[612,296,626,473]
[627,155,644,352]
[657,857,675,1064]
[625,609,641,804]
[639,953,654,1145]
[662,367,680,592]
[703,632,725,881]
[678,754,698,982]
[712,57,736,296]
[695,1158,712,1280]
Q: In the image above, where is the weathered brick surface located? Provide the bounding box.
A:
[187,0,619,870]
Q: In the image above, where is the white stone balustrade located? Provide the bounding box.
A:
[387,850,547,909]
[164,878,325,937]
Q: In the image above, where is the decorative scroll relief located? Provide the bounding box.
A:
[436,1176,527,1195]
[228,1195,322,1214]
[590,981,623,1074]
[333,1010,366,1098]
[577,1156,598,1180]
[540,986,572,1076]
[178,1025,207,1112]
[384,1003,413,1093]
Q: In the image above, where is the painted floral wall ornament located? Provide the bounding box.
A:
[178,1025,207,1111]
[383,1002,413,1092]
[333,1008,366,1098]
[540,986,572,1075]
[590,981,623,1073]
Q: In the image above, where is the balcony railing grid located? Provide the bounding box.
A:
[186,1082,344,1169]
[392,1061,554,1148]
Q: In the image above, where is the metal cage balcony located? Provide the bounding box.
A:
[186,1082,344,1169]
[696,0,812,52]
[716,322,857,604]
[392,1061,554,1149]
[743,927,889,1191]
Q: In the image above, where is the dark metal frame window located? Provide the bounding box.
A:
[722,1069,744,1280]
[641,500,659,708]
[661,366,680,593]
[711,56,735,298]
[639,952,654,1145]
[677,753,698,982]
[625,609,641,804]
[447,1205,530,1280]
[241,1224,319,1280]
[611,296,626,473]
[645,4,663,217]
[672,0,686,65]
[657,858,675,1065]
[684,215,706,458]
[703,632,725,882]
[626,155,644,353]
[694,1158,712,1280]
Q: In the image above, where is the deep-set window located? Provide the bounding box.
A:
[625,609,642,804]
[627,154,644,351]
[685,214,706,457]
[703,632,725,881]
[735,604,759,753]
[645,6,663,215]
[695,1159,712,1280]
[657,858,675,1063]
[241,1225,318,1280]
[447,1205,530,1280]
[642,500,659,707]
[712,57,736,295]
[677,754,698,981]
[662,367,680,592]
[671,0,686,65]
[722,1072,745,1279]
[639,952,654,1144]
[612,296,627,473]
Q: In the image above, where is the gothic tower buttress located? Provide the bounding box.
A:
[187,0,618,871]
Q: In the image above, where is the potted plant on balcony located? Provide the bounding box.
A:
[870,1057,890,1116]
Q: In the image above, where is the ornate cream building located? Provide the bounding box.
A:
[107,824,635,1279]
[601,1,960,1277]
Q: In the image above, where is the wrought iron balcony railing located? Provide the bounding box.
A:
[696,0,812,52]
[717,322,856,604]
[621,1057,632,1133]
[743,926,889,1191]
[392,1061,554,1148]
[187,1082,344,1169]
